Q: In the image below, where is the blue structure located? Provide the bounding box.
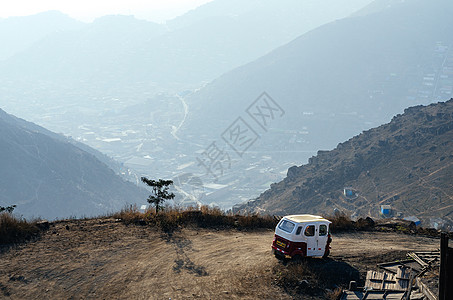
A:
[380,205,391,216]
[404,216,421,226]
[344,187,355,197]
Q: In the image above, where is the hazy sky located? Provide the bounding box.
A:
[0,0,214,23]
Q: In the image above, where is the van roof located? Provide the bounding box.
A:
[284,214,331,224]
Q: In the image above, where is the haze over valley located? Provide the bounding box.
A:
[1,0,453,227]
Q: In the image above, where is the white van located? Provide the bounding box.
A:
[272,215,332,259]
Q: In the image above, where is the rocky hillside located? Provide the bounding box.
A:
[239,99,453,228]
[0,109,147,220]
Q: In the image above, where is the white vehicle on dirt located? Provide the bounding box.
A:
[272,215,332,259]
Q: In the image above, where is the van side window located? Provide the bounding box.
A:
[278,220,296,233]
[304,225,315,237]
[296,226,302,235]
[319,224,328,236]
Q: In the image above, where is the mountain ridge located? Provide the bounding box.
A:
[0,10,84,61]
[0,108,147,220]
[0,0,374,88]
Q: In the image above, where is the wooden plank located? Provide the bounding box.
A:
[365,293,386,299]
[407,252,429,268]
[378,260,423,274]
[365,269,409,291]
[385,292,406,300]
[404,271,414,300]
[341,290,364,300]
[416,277,437,300]
[381,272,386,290]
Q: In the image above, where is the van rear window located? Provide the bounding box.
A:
[278,220,295,233]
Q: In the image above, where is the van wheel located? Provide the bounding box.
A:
[322,249,330,259]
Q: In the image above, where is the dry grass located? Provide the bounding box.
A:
[0,213,40,245]
[327,214,356,232]
[327,213,453,239]
[327,214,375,233]
[112,205,277,232]
[272,261,332,299]
[111,204,145,225]
[272,258,359,299]
[274,261,319,290]
[326,288,343,300]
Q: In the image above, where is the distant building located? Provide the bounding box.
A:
[343,187,356,198]
[403,216,421,226]
[430,218,446,230]
[380,205,392,216]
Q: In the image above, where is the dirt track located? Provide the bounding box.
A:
[0,219,440,299]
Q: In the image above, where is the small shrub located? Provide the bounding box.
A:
[152,207,182,232]
[327,214,375,233]
[112,204,144,225]
[396,224,409,233]
[355,217,375,230]
[236,214,276,229]
[326,288,343,300]
[0,213,40,245]
[273,261,320,296]
[327,214,355,233]
[273,258,359,298]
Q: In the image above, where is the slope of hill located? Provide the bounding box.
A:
[0,109,147,220]
[167,0,373,31]
[0,218,439,299]
[1,14,165,84]
[351,0,407,17]
[0,11,84,61]
[0,0,374,89]
[238,99,453,227]
[184,0,453,139]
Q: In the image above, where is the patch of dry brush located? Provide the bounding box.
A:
[0,213,40,245]
[272,259,352,300]
[113,205,277,232]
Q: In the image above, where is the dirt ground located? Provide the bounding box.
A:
[0,219,441,299]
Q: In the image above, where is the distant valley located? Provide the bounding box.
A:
[0,0,377,210]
